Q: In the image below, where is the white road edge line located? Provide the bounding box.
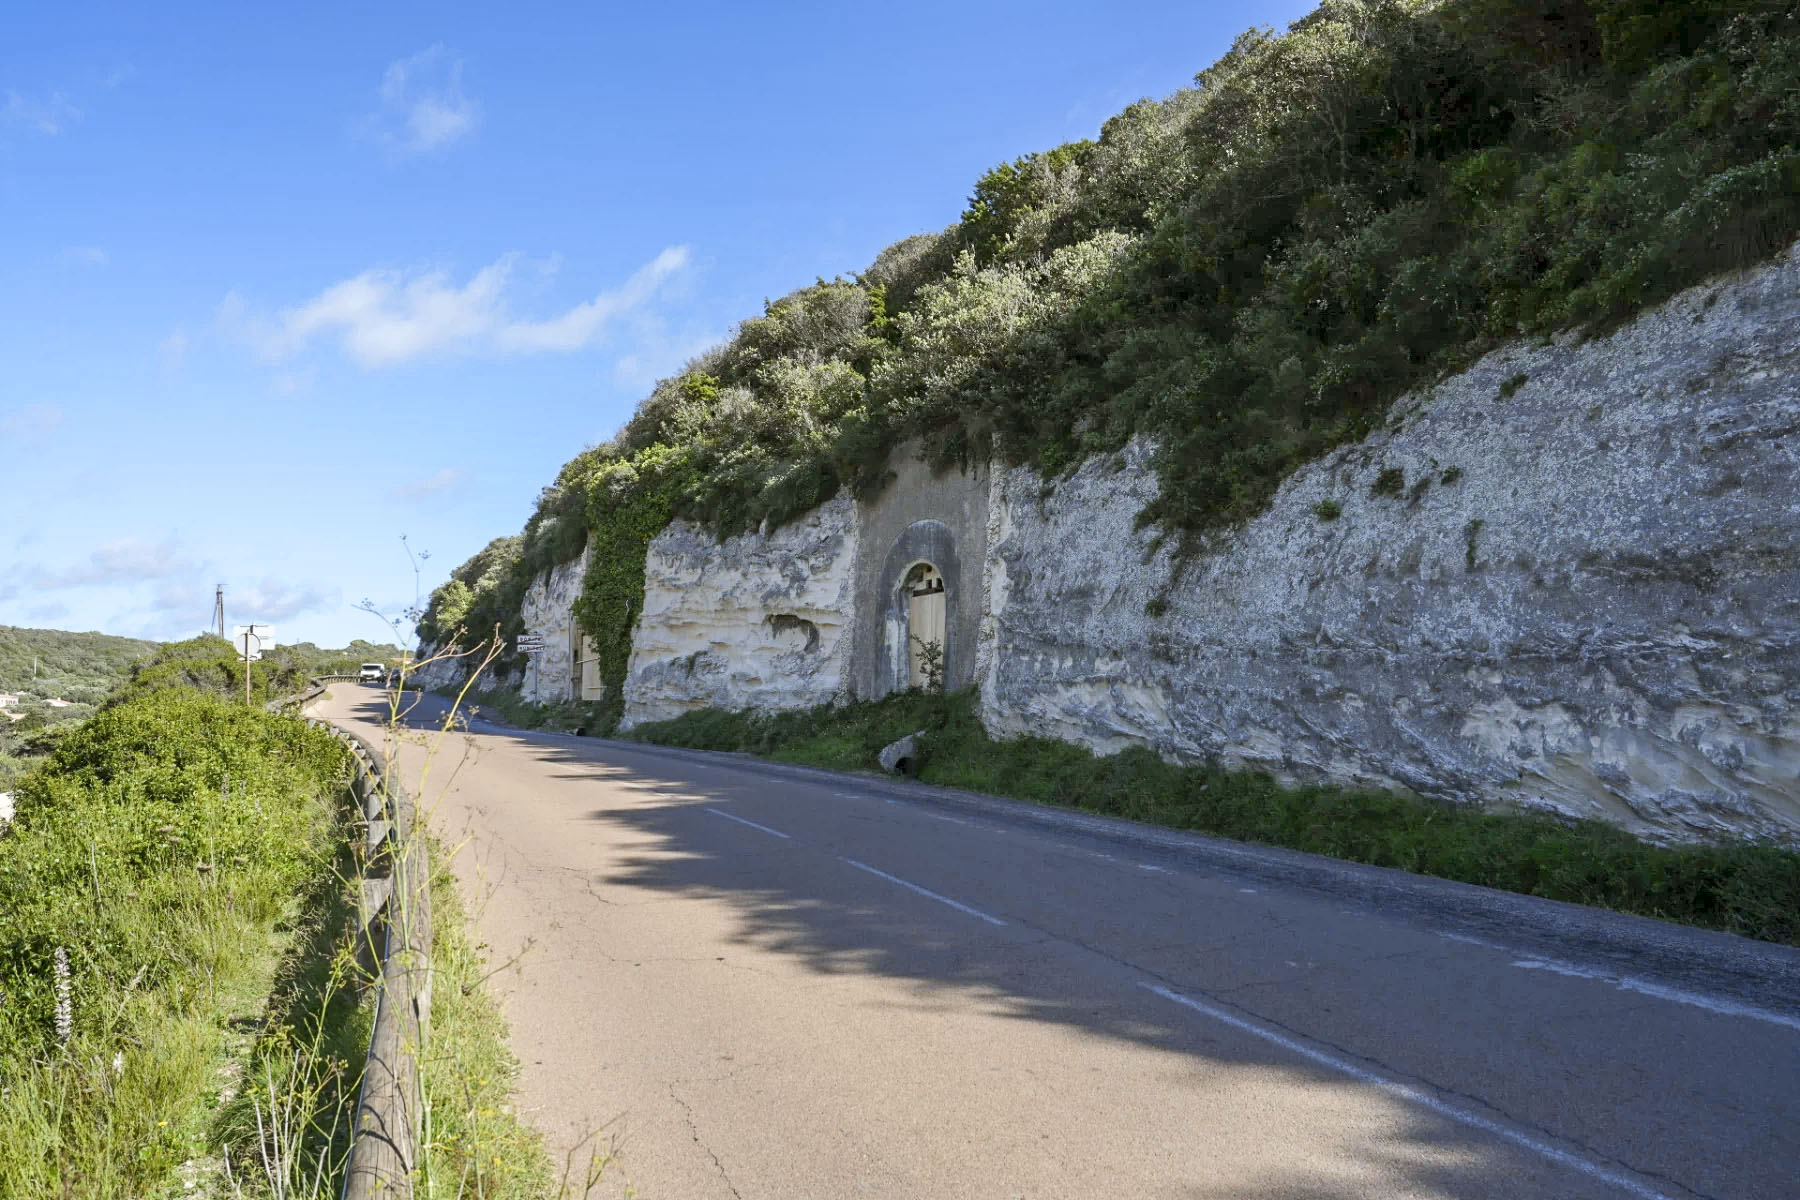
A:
[1139,982,1677,1200]
[841,858,1007,926]
[703,807,791,840]
[1437,933,1800,1035]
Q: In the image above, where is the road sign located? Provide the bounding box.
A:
[516,635,546,652]
[233,624,276,661]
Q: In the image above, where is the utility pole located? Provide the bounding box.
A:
[213,585,226,640]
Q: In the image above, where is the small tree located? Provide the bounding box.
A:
[910,636,945,694]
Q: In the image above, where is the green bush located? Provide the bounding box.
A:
[0,660,350,1195]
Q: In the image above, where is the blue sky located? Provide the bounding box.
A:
[0,0,1313,648]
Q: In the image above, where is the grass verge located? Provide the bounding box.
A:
[627,690,1800,948]
[415,840,560,1199]
[450,685,612,737]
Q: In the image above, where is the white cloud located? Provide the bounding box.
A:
[613,322,726,390]
[222,246,692,368]
[367,45,478,155]
[1,404,63,441]
[30,538,194,589]
[235,579,339,623]
[159,329,190,371]
[60,246,107,267]
[388,468,468,502]
[2,90,79,136]
[143,577,337,634]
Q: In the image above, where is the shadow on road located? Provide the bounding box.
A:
[327,685,1710,1200]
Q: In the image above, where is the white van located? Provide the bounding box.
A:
[358,663,385,683]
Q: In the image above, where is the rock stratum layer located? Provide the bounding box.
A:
[982,248,1800,843]
[621,496,859,728]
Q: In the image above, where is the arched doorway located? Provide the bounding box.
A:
[903,562,946,689]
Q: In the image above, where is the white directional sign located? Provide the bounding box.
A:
[233,624,276,661]
[516,634,546,653]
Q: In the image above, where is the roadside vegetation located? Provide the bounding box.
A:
[418,0,1800,724]
[450,684,612,736]
[0,638,569,1198]
[0,640,351,1197]
[626,690,1800,948]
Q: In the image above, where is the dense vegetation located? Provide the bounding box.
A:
[0,636,401,790]
[0,635,557,1196]
[419,0,1800,721]
[630,690,1800,946]
[0,640,352,1196]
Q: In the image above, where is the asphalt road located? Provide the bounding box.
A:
[314,684,1800,1199]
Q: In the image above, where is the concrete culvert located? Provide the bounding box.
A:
[879,731,925,776]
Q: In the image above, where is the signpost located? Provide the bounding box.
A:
[516,634,546,698]
[234,624,275,705]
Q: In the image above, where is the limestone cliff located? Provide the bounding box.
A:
[980,246,1800,843]
[620,495,858,728]
[435,245,1800,846]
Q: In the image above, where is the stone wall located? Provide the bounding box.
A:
[849,449,990,697]
[619,494,858,729]
[979,246,1800,844]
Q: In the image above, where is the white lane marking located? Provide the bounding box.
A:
[1510,958,1800,1035]
[841,858,1007,926]
[1436,933,1800,1035]
[703,807,791,840]
[1139,983,1676,1200]
[1139,864,1169,873]
[1239,887,1258,894]
[922,812,969,825]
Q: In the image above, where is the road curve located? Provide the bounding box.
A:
[313,685,1800,1199]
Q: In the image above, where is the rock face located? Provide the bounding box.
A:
[979,246,1800,843]
[518,549,589,704]
[407,643,470,693]
[619,495,858,729]
[457,244,1800,844]
[408,548,589,702]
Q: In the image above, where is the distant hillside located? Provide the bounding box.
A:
[0,632,405,790]
[0,625,161,787]
[0,625,160,706]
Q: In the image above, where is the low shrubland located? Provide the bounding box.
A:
[0,670,351,1196]
[0,638,562,1198]
[628,689,1800,947]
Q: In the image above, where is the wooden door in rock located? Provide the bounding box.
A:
[904,562,946,689]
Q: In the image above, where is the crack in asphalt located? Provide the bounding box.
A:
[669,1084,742,1200]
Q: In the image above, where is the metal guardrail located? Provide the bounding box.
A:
[272,677,432,1200]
